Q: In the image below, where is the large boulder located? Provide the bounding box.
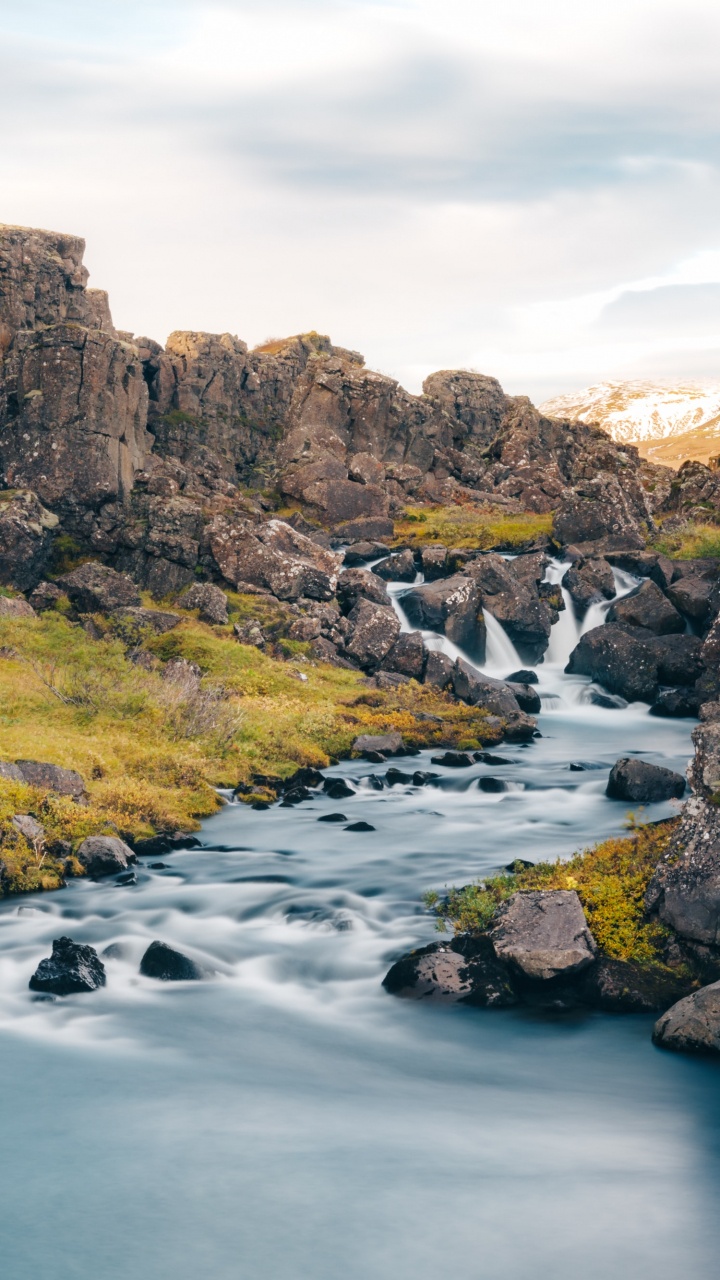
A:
[607,580,685,635]
[565,623,659,703]
[112,607,180,636]
[402,575,484,659]
[343,598,401,670]
[14,759,86,801]
[0,490,58,592]
[177,582,229,625]
[561,558,616,610]
[452,659,522,718]
[667,575,717,627]
[380,630,426,679]
[352,731,404,756]
[29,936,106,996]
[207,516,342,601]
[373,549,416,582]
[606,758,686,803]
[652,982,720,1055]
[420,544,449,581]
[489,890,597,981]
[423,649,454,690]
[76,835,134,878]
[382,935,518,1007]
[645,633,704,687]
[467,553,552,662]
[336,568,390,612]
[57,561,141,614]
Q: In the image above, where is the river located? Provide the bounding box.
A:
[0,560,718,1280]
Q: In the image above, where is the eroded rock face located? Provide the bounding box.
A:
[29,936,106,996]
[489,890,597,981]
[0,490,58,591]
[552,475,646,548]
[653,981,720,1055]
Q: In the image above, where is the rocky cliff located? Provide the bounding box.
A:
[1,223,719,598]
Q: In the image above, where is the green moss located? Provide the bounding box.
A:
[650,521,720,560]
[392,505,554,551]
[428,821,677,965]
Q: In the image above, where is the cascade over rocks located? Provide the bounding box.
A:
[565,624,660,703]
[402,575,485,659]
[466,553,552,662]
[561,558,616,610]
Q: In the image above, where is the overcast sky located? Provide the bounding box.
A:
[2,0,720,400]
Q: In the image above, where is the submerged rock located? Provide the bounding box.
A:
[653,981,720,1055]
[606,758,686,803]
[29,936,106,996]
[489,890,597,981]
[139,940,205,981]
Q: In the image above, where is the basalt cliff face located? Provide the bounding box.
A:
[1,223,719,599]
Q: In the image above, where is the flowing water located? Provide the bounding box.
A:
[1,561,718,1280]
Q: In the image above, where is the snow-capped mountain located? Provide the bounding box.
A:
[540,380,720,467]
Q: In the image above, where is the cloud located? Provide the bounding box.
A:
[2,0,720,401]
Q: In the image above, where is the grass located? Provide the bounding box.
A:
[425,820,678,966]
[0,600,506,896]
[650,521,720,560]
[392,505,554,551]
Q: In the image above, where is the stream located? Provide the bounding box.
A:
[0,560,718,1280]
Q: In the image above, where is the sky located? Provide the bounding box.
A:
[2,0,720,401]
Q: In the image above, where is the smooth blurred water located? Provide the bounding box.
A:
[0,564,718,1280]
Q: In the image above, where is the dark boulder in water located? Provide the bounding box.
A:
[606,758,686,803]
[139,941,205,981]
[506,682,542,714]
[324,779,356,800]
[29,936,106,996]
[344,821,375,832]
[382,936,518,1008]
[430,751,474,768]
[650,688,701,719]
[653,981,720,1054]
[76,835,134,878]
[506,669,538,685]
[318,812,347,823]
[566,623,659,704]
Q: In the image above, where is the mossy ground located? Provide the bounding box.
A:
[650,521,720,560]
[426,820,678,966]
[392,505,554,551]
[0,597,503,896]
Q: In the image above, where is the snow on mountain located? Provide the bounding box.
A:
[540,380,720,445]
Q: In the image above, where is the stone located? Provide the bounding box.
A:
[667,575,716,626]
[380,630,426,680]
[552,475,646,548]
[650,688,701,718]
[506,669,538,685]
[0,760,23,782]
[234,621,266,647]
[162,657,202,690]
[332,517,394,543]
[506,683,542,714]
[565,624,659,703]
[15,759,86,801]
[344,598,400,670]
[11,814,44,843]
[604,549,675,591]
[353,732,404,756]
[344,821,375,832]
[430,751,474,767]
[139,940,205,981]
[419,544,449,581]
[112,607,180,636]
[208,516,342,601]
[323,778,356,800]
[29,936,106,996]
[76,835,134,877]
[422,649,454,690]
[177,582,229,624]
[336,568,390,612]
[0,595,35,618]
[373,549,416,582]
[402,575,484,659]
[451,660,522,718]
[466,553,553,663]
[653,982,720,1055]
[382,935,518,1007]
[348,452,385,486]
[318,812,347,823]
[645,634,704,687]
[606,758,686,803]
[57,561,141,614]
[28,581,64,612]
[342,541,390,566]
[580,958,692,1014]
[489,889,597,981]
[288,616,322,641]
[0,490,58,592]
[561,558,616,610]
[607,580,685,635]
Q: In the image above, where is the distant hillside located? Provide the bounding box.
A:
[541,381,720,469]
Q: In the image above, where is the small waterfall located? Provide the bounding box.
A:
[481,608,523,675]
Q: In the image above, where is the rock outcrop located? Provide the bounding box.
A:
[489,890,597,981]
[653,981,720,1055]
[29,936,106,995]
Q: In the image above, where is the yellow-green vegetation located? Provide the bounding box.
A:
[650,521,720,560]
[426,820,677,965]
[0,599,504,896]
[392,505,554,550]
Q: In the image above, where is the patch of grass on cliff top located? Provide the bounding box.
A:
[0,603,505,893]
[650,521,720,560]
[393,505,553,550]
[426,821,677,965]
